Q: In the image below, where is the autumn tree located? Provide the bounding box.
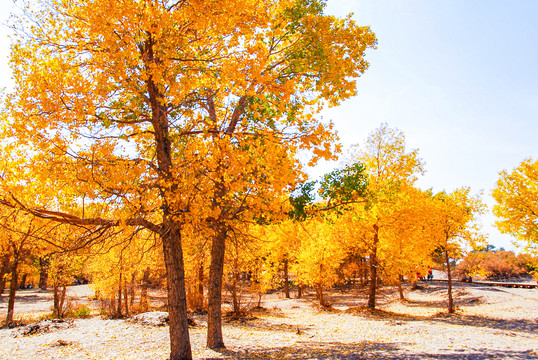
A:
[295,217,349,306]
[347,123,425,309]
[456,248,537,280]
[379,187,436,299]
[431,188,484,313]
[0,208,53,326]
[88,227,163,317]
[492,158,538,254]
[1,1,376,357]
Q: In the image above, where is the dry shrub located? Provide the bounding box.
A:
[457,250,537,280]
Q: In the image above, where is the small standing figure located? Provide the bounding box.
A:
[427,267,433,281]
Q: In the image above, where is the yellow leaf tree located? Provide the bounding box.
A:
[348,123,425,309]
[2,1,376,357]
[492,158,538,254]
[431,188,484,313]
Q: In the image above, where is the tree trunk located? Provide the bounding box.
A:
[231,267,239,314]
[283,258,290,299]
[19,273,27,290]
[39,256,49,291]
[398,275,405,300]
[318,263,325,306]
[0,259,9,297]
[146,37,192,359]
[360,257,368,287]
[207,225,227,349]
[117,272,123,317]
[161,222,192,360]
[5,263,18,326]
[140,267,150,311]
[53,283,67,318]
[53,284,60,317]
[297,284,303,299]
[123,280,129,316]
[59,285,67,317]
[318,282,324,307]
[444,243,454,314]
[129,271,137,308]
[196,260,204,311]
[367,224,379,310]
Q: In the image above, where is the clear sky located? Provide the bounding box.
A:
[1,0,537,251]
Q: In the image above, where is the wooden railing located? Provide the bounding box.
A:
[422,278,538,289]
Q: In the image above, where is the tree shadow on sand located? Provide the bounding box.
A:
[431,313,538,334]
[207,341,538,359]
[0,291,52,309]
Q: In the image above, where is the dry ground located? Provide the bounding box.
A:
[1,282,537,360]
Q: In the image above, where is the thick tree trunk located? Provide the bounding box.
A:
[146,39,193,358]
[367,224,379,310]
[444,244,454,314]
[283,258,290,299]
[53,284,60,317]
[39,257,49,291]
[207,226,227,349]
[5,263,18,326]
[162,222,192,360]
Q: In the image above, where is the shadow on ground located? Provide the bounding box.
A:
[431,313,538,334]
[0,291,52,308]
[206,341,538,359]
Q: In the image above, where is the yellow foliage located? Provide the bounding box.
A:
[493,158,538,254]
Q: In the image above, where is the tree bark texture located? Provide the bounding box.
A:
[207,225,227,349]
[367,223,380,310]
[5,263,18,326]
[283,258,290,299]
[162,223,192,360]
[146,38,192,357]
[116,271,123,317]
[195,261,204,312]
[444,243,454,314]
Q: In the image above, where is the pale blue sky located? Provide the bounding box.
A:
[317,0,538,252]
[1,1,537,251]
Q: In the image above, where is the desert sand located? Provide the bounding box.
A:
[1,281,537,359]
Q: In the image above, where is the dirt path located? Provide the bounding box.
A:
[1,283,537,359]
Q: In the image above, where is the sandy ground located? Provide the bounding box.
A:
[0,282,537,360]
